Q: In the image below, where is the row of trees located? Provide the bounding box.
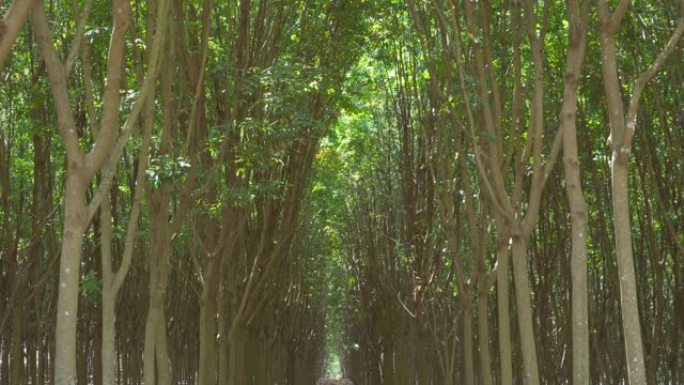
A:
[315,1,684,385]
[2,0,684,385]
[1,1,366,385]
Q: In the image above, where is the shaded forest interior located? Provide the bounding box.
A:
[1,0,684,384]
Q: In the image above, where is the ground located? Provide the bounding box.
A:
[317,378,354,385]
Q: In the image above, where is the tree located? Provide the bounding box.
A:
[31,0,168,383]
[596,1,684,384]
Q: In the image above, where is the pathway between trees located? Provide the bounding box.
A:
[317,378,354,385]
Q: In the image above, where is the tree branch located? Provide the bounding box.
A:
[624,19,684,150]
[86,0,170,223]
[0,0,36,72]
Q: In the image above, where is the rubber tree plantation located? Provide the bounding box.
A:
[1,1,684,385]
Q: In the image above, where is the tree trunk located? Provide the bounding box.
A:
[463,300,475,385]
[10,309,22,384]
[477,284,494,385]
[560,2,590,382]
[218,294,229,385]
[382,340,394,385]
[495,235,513,385]
[511,237,541,385]
[597,16,646,385]
[611,159,647,385]
[143,234,173,385]
[198,258,220,385]
[101,292,116,385]
[53,175,88,385]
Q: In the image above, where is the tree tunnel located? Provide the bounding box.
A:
[1,0,684,385]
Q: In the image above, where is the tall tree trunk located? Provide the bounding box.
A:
[462,300,475,385]
[494,227,513,385]
[101,289,116,385]
[610,158,646,384]
[10,307,22,384]
[511,237,541,385]
[382,339,394,385]
[477,282,494,385]
[597,3,684,383]
[100,71,152,385]
[143,202,173,385]
[218,292,229,385]
[198,257,220,385]
[53,175,89,385]
[560,1,590,383]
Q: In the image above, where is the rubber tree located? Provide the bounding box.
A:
[31,0,168,382]
[596,1,684,383]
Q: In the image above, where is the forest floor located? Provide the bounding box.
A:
[316,378,354,385]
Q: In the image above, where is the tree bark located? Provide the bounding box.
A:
[0,0,36,71]
[511,237,541,385]
[494,225,513,385]
[477,279,494,385]
[462,301,475,385]
[560,1,590,384]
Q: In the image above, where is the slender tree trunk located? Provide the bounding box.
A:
[560,2,590,383]
[229,331,247,385]
[597,15,645,385]
[100,186,117,385]
[100,289,118,384]
[0,339,8,385]
[511,237,541,385]
[463,301,475,385]
[218,293,229,385]
[53,175,88,385]
[610,158,647,385]
[100,81,151,385]
[198,258,220,385]
[495,232,513,385]
[155,311,172,385]
[565,129,590,385]
[477,284,494,385]
[143,222,173,385]
[382,339,394,385]
[597,4,684,383]
[10,308,22,384]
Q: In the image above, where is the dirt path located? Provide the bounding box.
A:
[316,378,354,385]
